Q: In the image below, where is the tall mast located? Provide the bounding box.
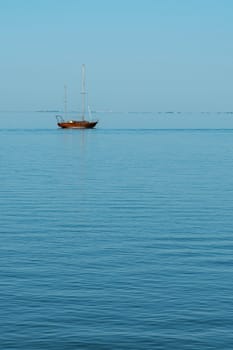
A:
[64,84,67,118]
[81,64,86,120]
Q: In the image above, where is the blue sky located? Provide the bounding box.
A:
[0,0,233,111]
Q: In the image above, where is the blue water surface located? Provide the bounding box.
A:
[1,112,233,349]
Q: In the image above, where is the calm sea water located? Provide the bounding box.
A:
[1,112,233,349]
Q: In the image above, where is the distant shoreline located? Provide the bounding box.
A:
[1,110,233,115]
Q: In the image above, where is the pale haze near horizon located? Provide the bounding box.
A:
[0,0,233,112]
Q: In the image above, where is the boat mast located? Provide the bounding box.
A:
[81,64,86,121]
[64,84,67,119]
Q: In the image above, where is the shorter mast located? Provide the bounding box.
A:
[81,64,87,121]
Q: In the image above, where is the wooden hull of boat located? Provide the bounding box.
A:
[57,120,98,129]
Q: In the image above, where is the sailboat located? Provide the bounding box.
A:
[56,65,98,129]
